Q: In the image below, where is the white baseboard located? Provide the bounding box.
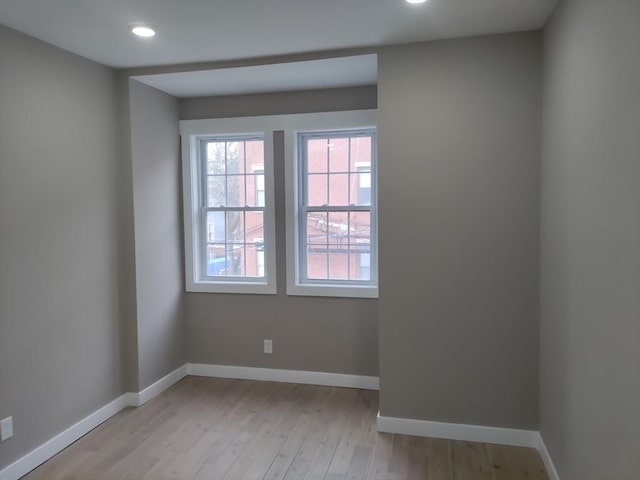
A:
[376,412,539,448]
[0,394,128,480]
[127,365,188,407]
[377,413,561,479]
[0,366,559,480]
[537,432,560,480]
[187,363,380,390]
[0,365,187,480]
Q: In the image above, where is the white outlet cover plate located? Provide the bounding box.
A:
[1,416,13,441]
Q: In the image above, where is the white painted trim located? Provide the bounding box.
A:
[180,123,277,295]
[128,365,188,407]
[0,395,128,480]
[376,412,539,448]
[187,363,379,390]
[0,367,560,480]
[537,432,560,480]
[0,365,188,480]
[283,111,379,299]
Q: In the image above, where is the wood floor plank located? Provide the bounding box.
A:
[263,410,319,480]
[405,436,431,479]
[487,444,549,480]
[22,377,548,480]
[280,391,341,480]
[303,388,360,480]
[487,444,521,480]
[515,446,549,480]
[425,437,453,480]
[365,432,394,480]
[451,440,492,480]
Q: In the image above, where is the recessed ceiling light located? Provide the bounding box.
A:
[130,24,156,38]
[406,0,428,4]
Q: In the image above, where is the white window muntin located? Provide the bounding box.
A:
[181,110,377,298]
[181,118,277,294]
[283,110,378,299]
[197,134,265,283]
[297,128,377,288]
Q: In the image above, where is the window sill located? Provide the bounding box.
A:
[287,283,378,299]
[186,280,276,295]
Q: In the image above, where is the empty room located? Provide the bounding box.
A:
[0,1,638,479]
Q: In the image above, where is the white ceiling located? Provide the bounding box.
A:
[132,55,377,97]
[0,0,558,69]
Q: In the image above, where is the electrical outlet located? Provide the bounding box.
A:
[264,339,273,354]
[1,416,13,442]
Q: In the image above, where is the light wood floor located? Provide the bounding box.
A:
[23,376,548,480]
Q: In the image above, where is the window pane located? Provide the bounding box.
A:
[328,173,349,206]
[245,140,264,171]
[206,211,226,242]
[306,212,327,245]
[249,236,266,278]
[327,211,349,247]
[207,142,226,175]
[206,244,227,276]
[226,175,246,207]
[307,138,328,173]
[225,244,244,276]
[308,174,328,206]
[307,250,328,279]
[251,169,265,207]
[225,211,244,243]
[349,136,372,170]
[256,249,265,277]
[225,141,242,174]
[350,211,371,247]
[238,141,246,174]
[207,176,225,207]
[255,171,265,190]
[245,211,264,241]
[357,253,371,281]
[328,250,349,280]
[356,172,371,206]
[329,137,349,173]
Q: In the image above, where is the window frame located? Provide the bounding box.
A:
[181,118,277,294]
[284,110,378,298]
[180,110,377,298]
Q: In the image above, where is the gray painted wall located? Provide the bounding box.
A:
[540,1,640,479]
[117,72,140,393]
[180,86,377,120]
[129,80,186,390]
[0,26,124,468]
[377,32,542,428]
[181,89,379,376]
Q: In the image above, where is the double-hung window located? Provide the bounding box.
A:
[285,111,378,298]
[181,110,376,298]
[181,119,276,294]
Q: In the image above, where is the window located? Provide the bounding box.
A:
[181,120,276,294]
[285,111,378,298]
[181,110,376,298]
[298,130,375,283]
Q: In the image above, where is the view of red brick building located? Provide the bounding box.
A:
[204,132,373,282]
